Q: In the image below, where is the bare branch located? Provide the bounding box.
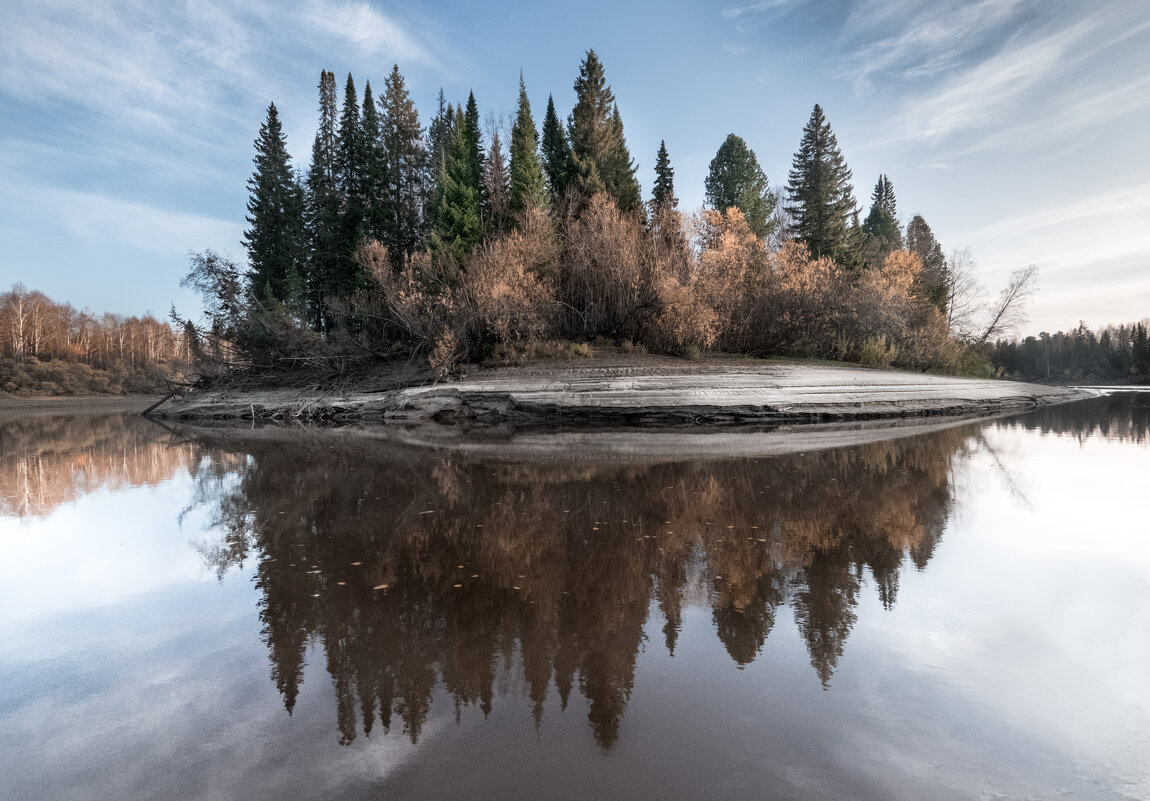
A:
[977,264,1039,346]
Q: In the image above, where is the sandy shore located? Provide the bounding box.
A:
[148,358,1089,427]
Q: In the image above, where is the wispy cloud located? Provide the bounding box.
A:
[37,188,245,256]
[967,180,1150,328]
[865,13,1100,146]
[835,0,1032,91]
[721,0,796,21]
[298,1,436,65]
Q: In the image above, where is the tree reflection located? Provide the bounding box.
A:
[187,421,978,750]
[0,413,202,517]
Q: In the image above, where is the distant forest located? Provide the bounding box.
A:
[990,319,1150,383]
[0,284,186,395]
[181,49,1039,380]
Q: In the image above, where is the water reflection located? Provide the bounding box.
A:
[183,422,976,749]
[0,414,201,518]
[999,390,1150,443]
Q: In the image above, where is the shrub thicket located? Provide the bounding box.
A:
[335,194,964,375]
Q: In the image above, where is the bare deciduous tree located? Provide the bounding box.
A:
[977,264,1039,345]
[943,248,984,340]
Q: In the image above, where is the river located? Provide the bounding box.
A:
[1,393,1147,800]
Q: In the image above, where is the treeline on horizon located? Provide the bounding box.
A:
[989,318,1150,383]
[0,284,187,395]
[180,50,1039,378]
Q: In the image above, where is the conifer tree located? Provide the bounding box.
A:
[483,131,510,235]
[541,94,573,203]
[378,64,426,269]
[508,74,548,221]
[463,91,485,196]
[425,90,453,230]
[567,50,640,212]
[360,80,386,241]
[335,73,367,293]
[304,69,343,330]
[861,174,903,269]
[243,102,305,306]
[704,133,777,240]
[906,214,948,310]
[785,104,858,262]
[432,107,482,257]
[651,140,676,210]
[426,89,452,181]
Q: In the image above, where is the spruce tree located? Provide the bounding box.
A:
[861,174,903,269]
[508,73,548,221]
[785,104,858,262]
[463,91,485,197]
[906,214,948,310]
[378,64,426,269]
[424,89,453,230]
[567,50,640,212]
[335,73,367,293]
[304,69,343,330]
[432,107,482,257]
[704,133,777,239]
[651,140,677,210]
[541,94,573,203]
[483,131,510,235]
[243,102,306,306]
[360,80,387,241]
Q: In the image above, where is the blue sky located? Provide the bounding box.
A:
[1,0,1147,334]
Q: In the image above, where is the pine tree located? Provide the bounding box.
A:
[567,50,640,212]
[378,64,426,269]
[243,102,306,306]
[432,106,481,257]
[704,133,777,240]
[906,214,948,310]
[483,130,510,235]
[508,73,548,221]
[541,94,573,203]
[304,69,343,330]
[785,104,858,262]
[651,140,676,210]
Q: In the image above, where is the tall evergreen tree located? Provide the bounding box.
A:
[243,102,305,306]
[651,140,676,210]
[463,91,485,196]
[861,174,902,269]
[432,107,482,257]
[483,131,510,236]
[541,94,573,203]
[508,74,548,220]
[360,80,387,241]
[567,50,640,212]
[335,73,367,293]
[424,89,453,231]
[378,64,426,269]
[906,214,948,310]
[704,133,777,240]
[785,104,858,262]
[305,69,343,330]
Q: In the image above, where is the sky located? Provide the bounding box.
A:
[0,0,1147,335]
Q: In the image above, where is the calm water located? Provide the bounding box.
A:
[2,395,1148,800]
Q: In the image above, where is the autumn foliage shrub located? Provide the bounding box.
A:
[346,193,974,375]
